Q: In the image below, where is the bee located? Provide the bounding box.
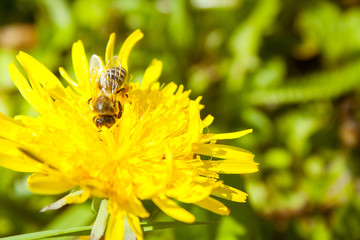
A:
[88,54,127,128]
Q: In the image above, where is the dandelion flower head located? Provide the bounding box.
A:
[0,30,258,239]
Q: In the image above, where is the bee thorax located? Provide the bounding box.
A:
[93,95,116,115]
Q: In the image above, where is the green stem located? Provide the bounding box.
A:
[243,59,360,105]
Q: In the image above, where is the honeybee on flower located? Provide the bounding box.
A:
[88,54,128,129]
[0,30,258,240]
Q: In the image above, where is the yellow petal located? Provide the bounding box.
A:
[202,159,259,174]
[105,33,116,64]
[40,190,89,212]
[0,154,39,172]
[127,196,150,219]
[72,40,90,96]
[27,172,76,195]
[175,84,184,95]
[105,213,124,240]
[194,143,254,160]
[0,136,42,172]
[65,188,90,204]
[126,214,143,240]
[0,112,26,141]
[212,184,248,202]
[201,129,253,143]
[59,67,81,97]
[0,122,43,172]
[188,99,202,142]
[152,194,195,223]
[8,62,46,111]
[202,114,214,129]
[59,67,79,89]
[161,82,178,95]
[195,197,230,215]
[168,182,214,203]
[0,111,25,127]
[17,52,67,101]
[140,59,163,90]
[198,168,219,179]
[118,29,144,72]
[100,126,117,151]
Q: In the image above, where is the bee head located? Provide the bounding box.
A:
[94,115,116,128]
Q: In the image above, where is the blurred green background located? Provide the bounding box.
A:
[1,0,360,239]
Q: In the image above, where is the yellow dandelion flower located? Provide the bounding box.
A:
[0,30,258,240]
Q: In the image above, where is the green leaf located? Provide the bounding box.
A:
[91,197,103,214]
[243,59,360,105]
[216,216,246,240]
[0,221,218,239]
[141,221,218,232]
[0,226,92,240]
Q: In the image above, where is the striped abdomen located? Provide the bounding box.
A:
[100,67,127,94]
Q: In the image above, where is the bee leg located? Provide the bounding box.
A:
[117,86,130,98]
[117,101,123,118]
[88,98,92,104]
[116,88,124,94]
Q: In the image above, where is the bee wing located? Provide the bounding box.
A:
[100,55,123,97]
[105,55,121,69]
[89,54,103,99]
[90,54,103,82]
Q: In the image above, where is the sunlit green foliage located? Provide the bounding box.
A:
[1,0,360,239]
